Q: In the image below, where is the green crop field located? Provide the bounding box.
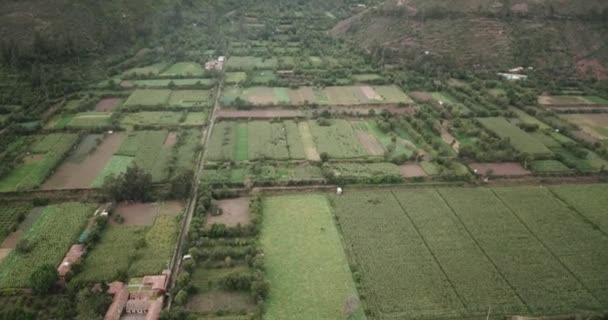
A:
[225,56,278,71]
[114,131,172,182]
[331,186,608,318]
[123,89,172,107]
[225,72,247,84]
[75,215,178,281]
[323,162,402,183]
[0,133,79,192]
[131,78,215,89]
[477,117,552,156]
[261,194,365,320]
[160,62,205,77]
[529,160,572,173]
[174,129,202,172]
[207,121,306,161]
[202,165,324,186]
[351,73,384,83]
[0,202,94,288]
[181,112,208,126]
[120,111,183,128]
[309,120,367,159]
[221,85,412,107]
[92,155,134,187]
[123,62,169,78]
[168,90,212,108]
[549,184,608,234]
[0,203,32,243]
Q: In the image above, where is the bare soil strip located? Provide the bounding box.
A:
[355,131,385,156]
[297,122,320,161]
[164,131,178,146]
[42,133,125,190]
[216,109,301,119]
[399,163,427,178]
[112,201,185,226]
[206,197,251,227]
[95,98,122,112]
[469,162,531,176]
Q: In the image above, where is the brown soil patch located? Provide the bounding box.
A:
[23,154,45,164]
[42,133,125,190]
[355,131,384,156]
[510,3,528,13]
[469,162,531,176]
[361,86,381,100]
[120,80,134,88]
[206,197,251,227]
[409,91,432,102]
[187,291,256,314]
[112,201,184,226]
[298,122,320,161]
[399,163,427,178]
[1,230,23,248]
[216,109,301,119]
[95,98,122,112]
[248,88,276,105]
[562,114,608,140]
[164,131,178,146]
[575,58,608,80]
[570,130,598,144]
[0,249,10,262]
[440,128,459,152]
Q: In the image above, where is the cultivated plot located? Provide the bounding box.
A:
[261,194,364,320]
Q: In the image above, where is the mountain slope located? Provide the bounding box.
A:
[330,0,608,79]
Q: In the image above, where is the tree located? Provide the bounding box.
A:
[29,264,58,294]
[174,289,188,306]
[102,165,153,202]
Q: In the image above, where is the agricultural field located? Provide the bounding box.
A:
[477,117,552,156]
[45,112,113,129]
[160,62,205,77]
[123,62,169,78]
[75,204,180,281]
[225,72,247,84]
[538,95,608,106]
[308,120,367,159]
[0,133,79,192]
[221,85,412,107]
[261,194,364,320]
[202,164,324,186]
[0,202,94,288]
[120,111,183,128]
[331,186,608,318]
[225,56,278,71]
[123,89,172,107]
[168,90,213,108]
[0,202,32,244]
[561,114,608,141]
[206,120,306,162]
[130,78,215,89]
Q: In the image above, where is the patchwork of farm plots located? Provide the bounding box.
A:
[0,202,95,288]
[75,201,182,282]
[221,85,412,107]
[124,89,213,108]
[329,185,608,318]
[206,119,418,162]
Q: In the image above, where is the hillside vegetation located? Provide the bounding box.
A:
[331,0,608,79]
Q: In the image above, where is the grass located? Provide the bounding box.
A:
[0,202,94,288]
[120,111,183,128]
[225,72,247,84]
[477,117,552,156]
[92,155,134,187]
[67,112,113,128]
[351,73,384,83]
[123,89,171,107]
[131,78,215,89]
[168,90,212,108]
[181,112,208,126]
[309,120,367,159]
[115,131,172,182]
[250,70,277,85]
[0,134,79,192]
[160,62,205,77]
[174,129,202,172]
[261,194,365,320]
[529,160,571,173]
[123,62,168,77]
[225,56,278,71]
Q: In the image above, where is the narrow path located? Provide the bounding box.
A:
[167,76,224,307]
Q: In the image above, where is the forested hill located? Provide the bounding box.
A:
[330,0,608,79]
